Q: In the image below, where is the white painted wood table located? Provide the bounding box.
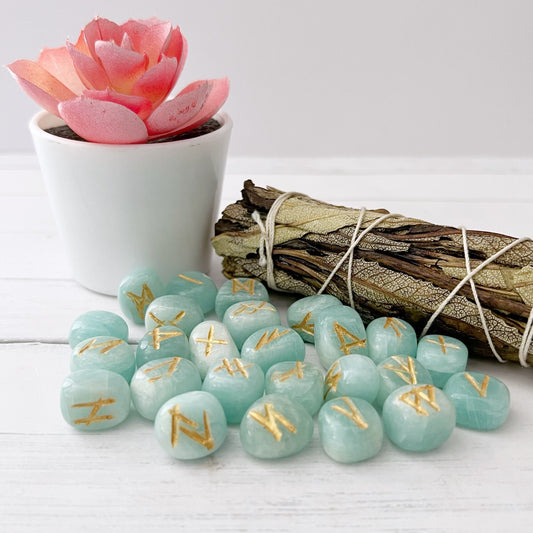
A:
[1,155,533,532]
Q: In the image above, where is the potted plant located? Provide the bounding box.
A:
[7,16,231,295]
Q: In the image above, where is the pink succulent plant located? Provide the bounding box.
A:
[7,16,229,144]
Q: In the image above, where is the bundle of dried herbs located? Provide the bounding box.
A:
[212,180,533,365]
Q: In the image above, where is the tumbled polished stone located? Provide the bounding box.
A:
[130,357,202,420]
[265,361,324,416]
[215,277,270,319]
[314,305,368,369]
[202,358,265,424]
[319,396,383,463]
[417,334,468,387]
[136,325,190,368]
[189,320,240,379]
[366,317,418,364]
[223,300,281,350]
[68,310,129,348]
[118,267,165,325]
[71,335,136,382]
[287,294,343,343]
[374,355,433,411]
[323,354,381,403]
[144,295,204,336]
[382,383,456,452]
[60,369,131,431]
[240,394,314,459]
[166,271,218,314]
[240,326,305,372]
[443,371,510,431]
[154,391,227,460]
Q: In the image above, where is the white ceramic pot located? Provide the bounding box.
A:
[30,110,232,295]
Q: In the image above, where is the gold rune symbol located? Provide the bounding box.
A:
[78,338,124,355]
[426,335,461,354]
[333,322,367,355]
[324,360,342,399]
[126,283,154,320]
[232,301,275,316]
[382,356,418,385]
[254,328,290,350]
[291,312,314,337]
[332,397,369,429]
[213,358,253,378]
[464,373,490,397]
[399,385,440,416]
[232,278,255,295]
[143,357,180,383]
[168,405,214,450]
[148,310,186,328]
[271,361,306,382]
[149,327,183,350]
[72,397,116,426]
[195,325,228,356]
[178,274,203,285]
[248,402,297,442]
[383,317,407,338]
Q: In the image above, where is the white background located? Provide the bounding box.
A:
[2,0,533,157]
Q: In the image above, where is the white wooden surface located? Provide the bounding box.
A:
[1,155,533,532]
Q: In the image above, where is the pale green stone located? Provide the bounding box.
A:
[202,358,265,424]
[443,371,510,430]
[240,394,314,459]
[118,267,164,325]
[417,335,468,387]
[287,294,342,343]
[314,305,368,369]
[374,355,433,411]
[136,325,190,367]
[241,326,305,372]
[154,391,227,460]
[265,361,324,416]
[68,310,129,348]
[223,300,281,350]
[215,277,269,319]
[189,320,240,379]
[60,369,130,431]
[131,357,202,420]
[382,384,456,452]
[145,295,204,336]
[71,336,136,383]
[319,396,383,463]
[166,271,218,314]
[323,354,380,403]
[366,317,418,364]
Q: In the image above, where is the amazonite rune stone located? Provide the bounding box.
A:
[265,361,324,416]
[130,357,202,420]
[202,358,265,424]
[241,326,305,372]
[118,267,165,325]
[287,294,343,343]
[71,336,136,382]
[319,396,383,463]
[374,355,433,411]
[366,317,418,364]
[145,295,204,336]
[136,325,190,367]
[443,371,510,430]
[166,271,218,314]
[416,334,468,388]
[314,305,368,369]
[189,320,240,379]
[215,277,270,319]
[382,384,456,452]
[323,354,381,403]
[68,310,129,348]
[223,300,281,350]
[240,394,314,459]
[154,391,227,460]
[60,369,131,431]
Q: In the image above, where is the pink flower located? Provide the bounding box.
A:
[7,17,229,144]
